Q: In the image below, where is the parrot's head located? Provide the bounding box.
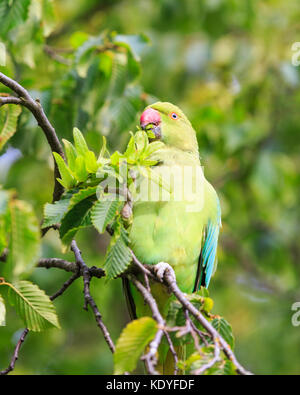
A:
[140,102,199,154]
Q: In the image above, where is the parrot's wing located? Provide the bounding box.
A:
[194,198,221,290]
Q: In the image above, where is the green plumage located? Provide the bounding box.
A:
[124,102,221,371]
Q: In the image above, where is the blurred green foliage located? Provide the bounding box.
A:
[0,0,300,374]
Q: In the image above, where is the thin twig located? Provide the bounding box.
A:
[37,257,105,279]
[44,45,72,66]
[0,96,23,106]
[193,337,221,375]
[50,272,80,301]
[0,269,79,375]
[130,249,155,280]
[128,274,165,375]
[184,309,201,353]
[163,269,253,375]
[163,331,178,375]
[0,329,29,375]
[70,240,115,353]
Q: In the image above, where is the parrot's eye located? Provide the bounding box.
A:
[170,112,179,120]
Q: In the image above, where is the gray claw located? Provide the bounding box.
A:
[154,262,176,282]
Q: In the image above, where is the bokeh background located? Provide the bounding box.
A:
[1,0,300,374]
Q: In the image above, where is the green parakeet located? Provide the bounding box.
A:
[123,102,221,371]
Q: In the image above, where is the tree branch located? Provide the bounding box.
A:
[0,72,65,202]
[70,240,115,354]
[162,268,253,375]
[0,329,29,375]
[128,254,252,375]
[0,267,79,375]
[128,274,165,375]
[37,257,105,279]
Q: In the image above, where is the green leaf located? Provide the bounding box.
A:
[144,141,165,158]
[74,155,89,182]
[0,294,6,326]
[5,280,60,332]
[74,35,104,77]
[0,0,31,37]
[84,150,99,173]
[75,35,103,61]
[53,152,76,189]
[6,200,40,279]
[98,136,109,161]
[101,85,142,135]
[42,196,71,229]
[91,198,121,234]
[41,0,56,37]
[110,151,125,167]
[68,186,97,210]
[59,192,96,245]
[70,31,89,49]
[114,317,157,374]
[104,227,131,279]
[212,317,235,350]
[62,139,77,172]
[134,130,148,152]
[0,104,22,151]
[113,34,150,61]
[107,52,127,99]
[73,127,89,157]
[124,133,136,160]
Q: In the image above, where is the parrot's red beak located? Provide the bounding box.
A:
[140,107,162,140]
[140,107,161,129]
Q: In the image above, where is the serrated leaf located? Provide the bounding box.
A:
[212,317,235,350]
[188,348,223,375]
[0,294,6,326]
[59,193,96,245]
[104,228,131,279]
[42,196,71,229]
[91,198,121,234]
[0,104,22,151]
[114,317,157,374]
[108,52,127,99]
[68,186,97,210]
[6,199,40,279]
[5,280,60,332]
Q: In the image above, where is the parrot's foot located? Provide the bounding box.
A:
[154,262,176,283]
